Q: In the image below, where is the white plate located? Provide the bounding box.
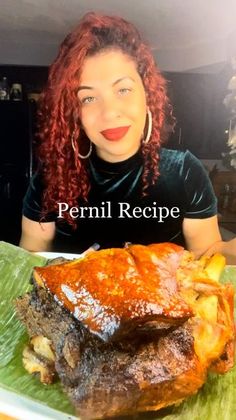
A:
[0,388,77,420]
[35,251,81,260]
[0,251,80,420]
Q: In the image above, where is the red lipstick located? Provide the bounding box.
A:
[100,126,130,141]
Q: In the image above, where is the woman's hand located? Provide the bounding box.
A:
[183,215,236,264]
[205,238,236,265]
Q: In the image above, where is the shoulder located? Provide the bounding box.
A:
[29,170,45,189]
[22,169,46,221]
[159,147,185,161]
[159,147,186,174]
[159,148,206,177]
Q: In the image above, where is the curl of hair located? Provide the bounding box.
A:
[37,12,175,228]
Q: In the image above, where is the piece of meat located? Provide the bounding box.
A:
[14,243,235,419]
[33,244,193,341]
[15,286,206,419]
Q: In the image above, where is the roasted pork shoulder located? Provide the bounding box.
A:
[15,243,235,419]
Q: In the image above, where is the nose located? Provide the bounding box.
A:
[100,96,121,121]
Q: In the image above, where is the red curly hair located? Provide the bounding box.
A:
[37,12,175,228]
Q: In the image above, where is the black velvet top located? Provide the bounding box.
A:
[22,148,217,253]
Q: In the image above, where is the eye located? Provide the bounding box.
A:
[118,88,132,96]
[81,96,96,104]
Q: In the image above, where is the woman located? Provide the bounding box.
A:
[20,12,236,262]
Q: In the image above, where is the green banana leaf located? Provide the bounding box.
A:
[0,241,235,419]
[0,241,75,416]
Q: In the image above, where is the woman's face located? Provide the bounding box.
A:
[77,49,147,162]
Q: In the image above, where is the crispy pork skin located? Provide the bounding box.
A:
[33,244,193,341]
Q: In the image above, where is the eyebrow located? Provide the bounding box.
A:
[77,76,135,92]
